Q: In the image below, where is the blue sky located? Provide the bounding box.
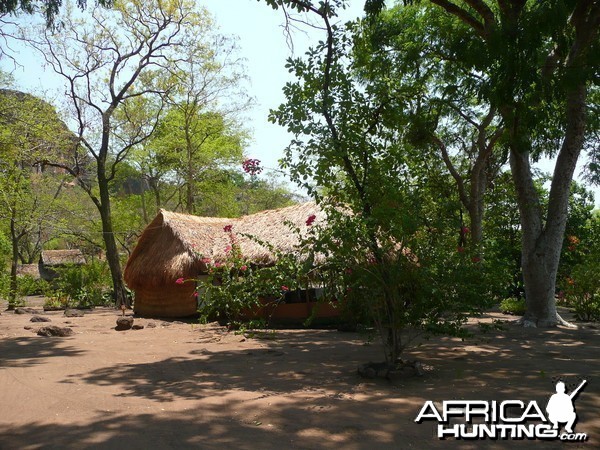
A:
[1,0,365,186]
[1,0,597,207]
[202,0,365,176]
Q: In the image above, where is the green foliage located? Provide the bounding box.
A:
[269,15,513,363]
[196,228,307,327]
[561,213,600,321]
[0,0,113,29]
[0,232,9,268]
[0,273,15,304]
[564,261,600,322]
[17,275,49,296]
[499,298,527,316]
[50,261,112,308]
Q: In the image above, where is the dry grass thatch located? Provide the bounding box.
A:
[16,264,41,279]
[124,202,323,292]
[40,249,86,266]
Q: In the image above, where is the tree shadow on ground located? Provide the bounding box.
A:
[2,314,599,449]
[47,325,600,449]
[0,336,86,368]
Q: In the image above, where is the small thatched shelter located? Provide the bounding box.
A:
[124,203,325,318]
[16,264,41,279]
[39,249,86,281]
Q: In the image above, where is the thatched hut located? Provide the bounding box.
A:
[39,249,86,281]
[16,264,41,279]
[124,203,326,318]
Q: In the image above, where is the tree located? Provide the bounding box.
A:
[0,0,112,28]
[0,88,74,307]
[23,0,220,307]
[269,1,496,366]
[356,5,506,247]
[147,108,247,214]
[358,0,600,326]
[420,0,600,327]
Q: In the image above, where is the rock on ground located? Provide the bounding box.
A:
[116,317,134,331]
[36,326,74,337]
[30,316,51,323]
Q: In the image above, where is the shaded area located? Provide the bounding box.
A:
[1,308,599,449]
[64,331,378,402]
[0,336,85,368]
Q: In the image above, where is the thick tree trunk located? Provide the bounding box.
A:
[510,83,587,327]
[468,170,486,246]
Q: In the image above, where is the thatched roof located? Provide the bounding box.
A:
[40,249,86,266]
[16,264,41,279]
[124,202,324,290]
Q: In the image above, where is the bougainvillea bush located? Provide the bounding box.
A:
[192,224,312,328]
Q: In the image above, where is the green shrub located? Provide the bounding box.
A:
[50,260,112,308]
[43,290,72,310]
[499,297,526,316]
[17,275,49,296]
[196,229,304,327]
[0,272,25,307]
[564,259,600,322]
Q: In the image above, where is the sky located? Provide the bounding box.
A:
[0,0,365,186]
[201,0,365,176]
[1,0,598,207]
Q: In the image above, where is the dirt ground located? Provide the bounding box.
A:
[1,296,599,450]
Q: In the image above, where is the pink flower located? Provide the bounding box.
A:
[306,214,316,226]
[215,262,223,268]
[471,256,481,263]
[175,277,185,285]
[225,245,232,253]
[345,268,353,274]
[201,257,211,265]
[223,224,233,233]
[193,291,199,298]
[281,286,289,291]
[457,246,465,253]
[461,226,470,234]
[242,158,263,176]
[240,265,248,271]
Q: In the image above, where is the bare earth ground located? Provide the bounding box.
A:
[1,296,599,450]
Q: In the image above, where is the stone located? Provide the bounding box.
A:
[146,322,157,328]
[15,307,38,315]
[64,309,84,317]
[30,316,51,323]
[132,324,144,330]
[116,317,134,331]
[37,326,74,337]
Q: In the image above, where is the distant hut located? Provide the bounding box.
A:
[16,264,41,279]
[39,249,86,281]
[124,203,326,318]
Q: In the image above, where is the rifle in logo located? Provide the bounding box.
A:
[546,379,587,434]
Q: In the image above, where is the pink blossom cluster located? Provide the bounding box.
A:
[242,158,263,176]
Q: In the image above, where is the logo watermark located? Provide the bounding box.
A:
[415,379,588,441]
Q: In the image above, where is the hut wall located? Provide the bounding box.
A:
[134,284,198,318]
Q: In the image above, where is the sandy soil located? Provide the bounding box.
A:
[1,296,599,449]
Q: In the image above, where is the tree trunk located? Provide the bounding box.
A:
[510,83,588,327]
[8,213,20,309]
[468,169,486,246]
[97,171,130,308]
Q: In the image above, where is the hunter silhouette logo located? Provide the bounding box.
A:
[415,379,588,441]
[546,380,586,434]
